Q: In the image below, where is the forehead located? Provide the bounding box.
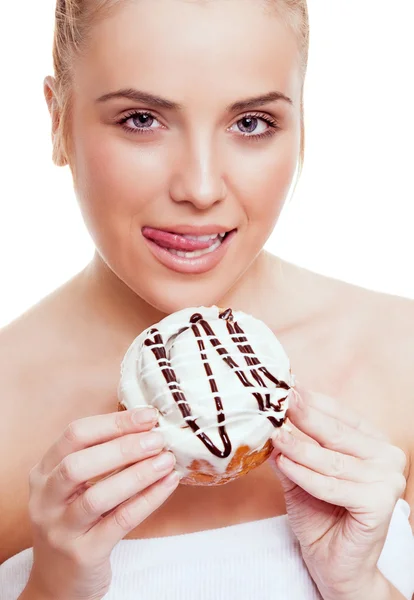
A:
[75,0,302,107]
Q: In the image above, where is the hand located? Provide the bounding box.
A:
[24,408,179,600]
[271,385,407,600]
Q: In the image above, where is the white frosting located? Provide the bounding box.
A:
[118,306,294,481]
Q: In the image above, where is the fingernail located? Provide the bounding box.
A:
[272,427,291,444]
[276,428,294,445]
[278,454,289,466]
[140,431,164,451]
[272,428,281,443]
[152,452,176,472]
[132,407,158,425]
[292,389,304,410]
[162,470,180,487]
[281,428,294,444]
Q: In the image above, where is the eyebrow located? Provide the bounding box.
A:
[96,88,293,111]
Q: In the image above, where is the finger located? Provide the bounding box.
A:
[38,407,158,474]
[283,418,321,447]
[272,428,388,483]
[293,386,387,441]
[275,453,406,513]
[268,450,297,494]
[46,429,166,503]
[289,394,407,471]
[88,470,181,553]
[275,453,361,509]
[288,391,388,460]
[65,452,176,532]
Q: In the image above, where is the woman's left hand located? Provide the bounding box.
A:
[271,385,408,600]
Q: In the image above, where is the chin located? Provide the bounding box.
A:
[140,282,232,315]
[127,270,241,316]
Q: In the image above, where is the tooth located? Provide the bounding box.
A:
[167,236,223,258]
[182,234,218,241]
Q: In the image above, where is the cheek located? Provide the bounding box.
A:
[234,131,299,226]
[72,130,167,229]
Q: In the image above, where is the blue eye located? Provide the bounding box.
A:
[229,113,280,140]
[236,117,264,134]
[117,111,162,134]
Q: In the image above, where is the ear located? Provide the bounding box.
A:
[44,76,61,136]
[43,75,68,166]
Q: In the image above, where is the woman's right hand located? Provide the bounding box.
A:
[21,407,179,600]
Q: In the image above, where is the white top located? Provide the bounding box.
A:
[1,499,413,600]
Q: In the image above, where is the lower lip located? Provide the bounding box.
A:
[143,230,237,275]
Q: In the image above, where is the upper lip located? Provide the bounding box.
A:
[142,225,236,236]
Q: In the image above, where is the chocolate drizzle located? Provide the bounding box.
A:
[143,328,229,457]
[143,308,289,459]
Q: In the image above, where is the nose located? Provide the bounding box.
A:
[169,134,227,209]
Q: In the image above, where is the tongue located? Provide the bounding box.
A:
[142,227,218,251]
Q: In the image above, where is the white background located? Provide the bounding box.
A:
[1,1,413,328]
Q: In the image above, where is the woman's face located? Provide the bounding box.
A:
[66,0,302,313]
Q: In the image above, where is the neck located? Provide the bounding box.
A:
[79,252,163,337]
[74,249,316,344]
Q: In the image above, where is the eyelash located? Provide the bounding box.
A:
[116,110,280,141]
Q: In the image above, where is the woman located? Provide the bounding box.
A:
[0,0,413,598]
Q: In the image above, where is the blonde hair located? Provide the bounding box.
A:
[52,0,309,183]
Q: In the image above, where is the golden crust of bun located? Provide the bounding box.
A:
[180,440,274,486]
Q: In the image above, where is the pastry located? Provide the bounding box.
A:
[118,306,295,485]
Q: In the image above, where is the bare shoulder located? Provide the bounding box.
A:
[296,263,414,380]
[0,286,75,562]
[0,277,82,431]
[284,261,414,440]
[0,275,120,563]
[330,277,414,428]
[353,285,414,414]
